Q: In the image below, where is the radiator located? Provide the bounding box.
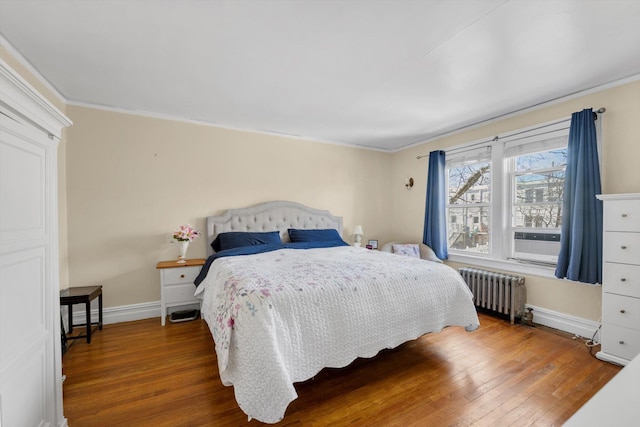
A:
[459,267,525,324]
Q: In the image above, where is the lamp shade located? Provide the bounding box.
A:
[353,225,363,235]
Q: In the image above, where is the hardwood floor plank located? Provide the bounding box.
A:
[62,314,620,426]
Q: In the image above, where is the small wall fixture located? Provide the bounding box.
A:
[405,177,414,190]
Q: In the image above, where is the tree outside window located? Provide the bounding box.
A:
[447,161,490,253]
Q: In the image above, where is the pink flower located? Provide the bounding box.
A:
[172,224,200,242]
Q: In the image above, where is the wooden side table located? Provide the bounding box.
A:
[157,258,206,325]
[60,285,103,344]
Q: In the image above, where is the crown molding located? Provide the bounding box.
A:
[393,72,640,153]
[0,34,67,105]
[0,59,72,138]
[65,99,388,152]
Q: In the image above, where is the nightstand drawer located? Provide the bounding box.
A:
[604,263,640,298]
[601,323,640,361]
[603,232,640,265]
[162,267,199,285]
[605,199,640,232]
[164,283,198,304]
[602,293,640,329]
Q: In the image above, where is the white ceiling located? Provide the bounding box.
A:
[1,0,639,151]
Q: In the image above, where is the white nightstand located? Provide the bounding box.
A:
[156,258,206,326]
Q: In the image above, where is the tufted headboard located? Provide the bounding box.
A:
[206,201,343,256]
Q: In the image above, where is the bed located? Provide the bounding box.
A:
[194,201,480,423]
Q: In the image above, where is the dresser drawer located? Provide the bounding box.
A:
[604,199,640,232]
[603,232,640,265]
[604,263,640,298]
[601,323,640,361]
[603,293,640,329]
[164,283,199,304]
[162,266,199,285]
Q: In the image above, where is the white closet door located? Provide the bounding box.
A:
[0,113,59,426]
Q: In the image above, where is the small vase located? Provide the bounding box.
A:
[177,240,189,263]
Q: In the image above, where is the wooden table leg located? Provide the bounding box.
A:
[61,313,68,355]
[85,300,92,344]
[98,293,103,330]
[68,304,74,334]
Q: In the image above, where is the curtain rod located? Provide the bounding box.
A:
[416,107,606,159]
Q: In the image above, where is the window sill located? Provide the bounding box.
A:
[446,253,558,279]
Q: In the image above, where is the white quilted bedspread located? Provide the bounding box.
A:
[194,246,480,423]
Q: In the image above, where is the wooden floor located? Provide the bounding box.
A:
[62,313,621,426]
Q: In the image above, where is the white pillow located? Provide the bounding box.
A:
[392,244,421,258]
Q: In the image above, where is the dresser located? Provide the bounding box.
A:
[156,259,206,325]
[596,193,640,366]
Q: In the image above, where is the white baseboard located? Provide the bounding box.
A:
[66,301,161,327]
[64,300,599,341]
[101,301,162,324]
[596,350,629,366]
[526,304,600,341]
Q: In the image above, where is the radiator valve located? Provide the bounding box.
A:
[522,307,534,326]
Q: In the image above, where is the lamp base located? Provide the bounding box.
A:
[353,243,361,247]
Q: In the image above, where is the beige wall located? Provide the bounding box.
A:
[390,80,640,321]
[64,106,393,307]
[4,42,639,321]
[0,46,71,289]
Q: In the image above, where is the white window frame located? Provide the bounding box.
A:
[445,115,603,277]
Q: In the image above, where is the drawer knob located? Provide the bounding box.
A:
[621,213,628,217]
[621,246,627,250]
[620,309,626,314]
[621,278,627,282]
[180,274,185,278]
[619,340,625,345]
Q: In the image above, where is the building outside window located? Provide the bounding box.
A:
[511,147,566,263]
[444,116,599,269]
[447,159,490,254]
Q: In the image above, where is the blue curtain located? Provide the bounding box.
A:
[423,150,448,259]
[555,108,603,284]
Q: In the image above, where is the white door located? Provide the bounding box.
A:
[0,61,70,427]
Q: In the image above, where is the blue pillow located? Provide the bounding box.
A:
[211,231,282,252]
[288,228,344,243]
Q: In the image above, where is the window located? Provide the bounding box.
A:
[444,116,599,270]
[511,147,566,263]
[446,148,491,255]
